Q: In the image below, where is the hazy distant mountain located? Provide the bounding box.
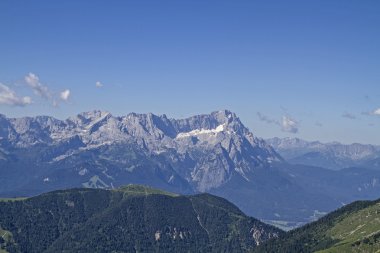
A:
[1,111,380,228]
[266,137,380,170]
[0,185,282,253]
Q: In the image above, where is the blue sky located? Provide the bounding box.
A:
[0,0,379,144]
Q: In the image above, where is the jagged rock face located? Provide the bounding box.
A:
[0,110,282,194]
[251,226,279,246]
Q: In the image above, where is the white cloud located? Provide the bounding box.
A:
[95,81,103,88]
[60,89,70,101]
[362,108,380,116]
[0,83,32,106]
[24,72,71,106]
[281,116,299,133]
[25,73,51,99]
[257,112,299,134]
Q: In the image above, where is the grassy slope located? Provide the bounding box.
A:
[116,184,179,197]
[316,202,380,253]
[254,199,380,253]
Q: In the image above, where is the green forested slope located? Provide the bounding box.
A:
[0,185,281,253]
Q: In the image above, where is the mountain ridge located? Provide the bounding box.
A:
[267,137,380,170]
[0,185,282,253]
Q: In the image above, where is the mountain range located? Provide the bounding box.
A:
[1,110,380,228]
[267,137,380,170]
[0,110,281,193]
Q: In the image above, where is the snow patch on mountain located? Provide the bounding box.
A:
[176,124,227,138]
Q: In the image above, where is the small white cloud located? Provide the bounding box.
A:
[3,73,71,107]
[363,108,380,116]
[0,83,32,106]
[60,89,70,101]
[95,81,103,88]
[257,112,299,133]
[25,73,51,99]
[282,116,299,133]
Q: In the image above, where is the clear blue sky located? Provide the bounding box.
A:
[1,0,379,144]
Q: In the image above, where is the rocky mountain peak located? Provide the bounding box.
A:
[70,110,111,126]
[171,110,244,134]
[211,109,237,122]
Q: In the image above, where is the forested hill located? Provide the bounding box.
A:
[0,185,282,253]
[254,198,380,253]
